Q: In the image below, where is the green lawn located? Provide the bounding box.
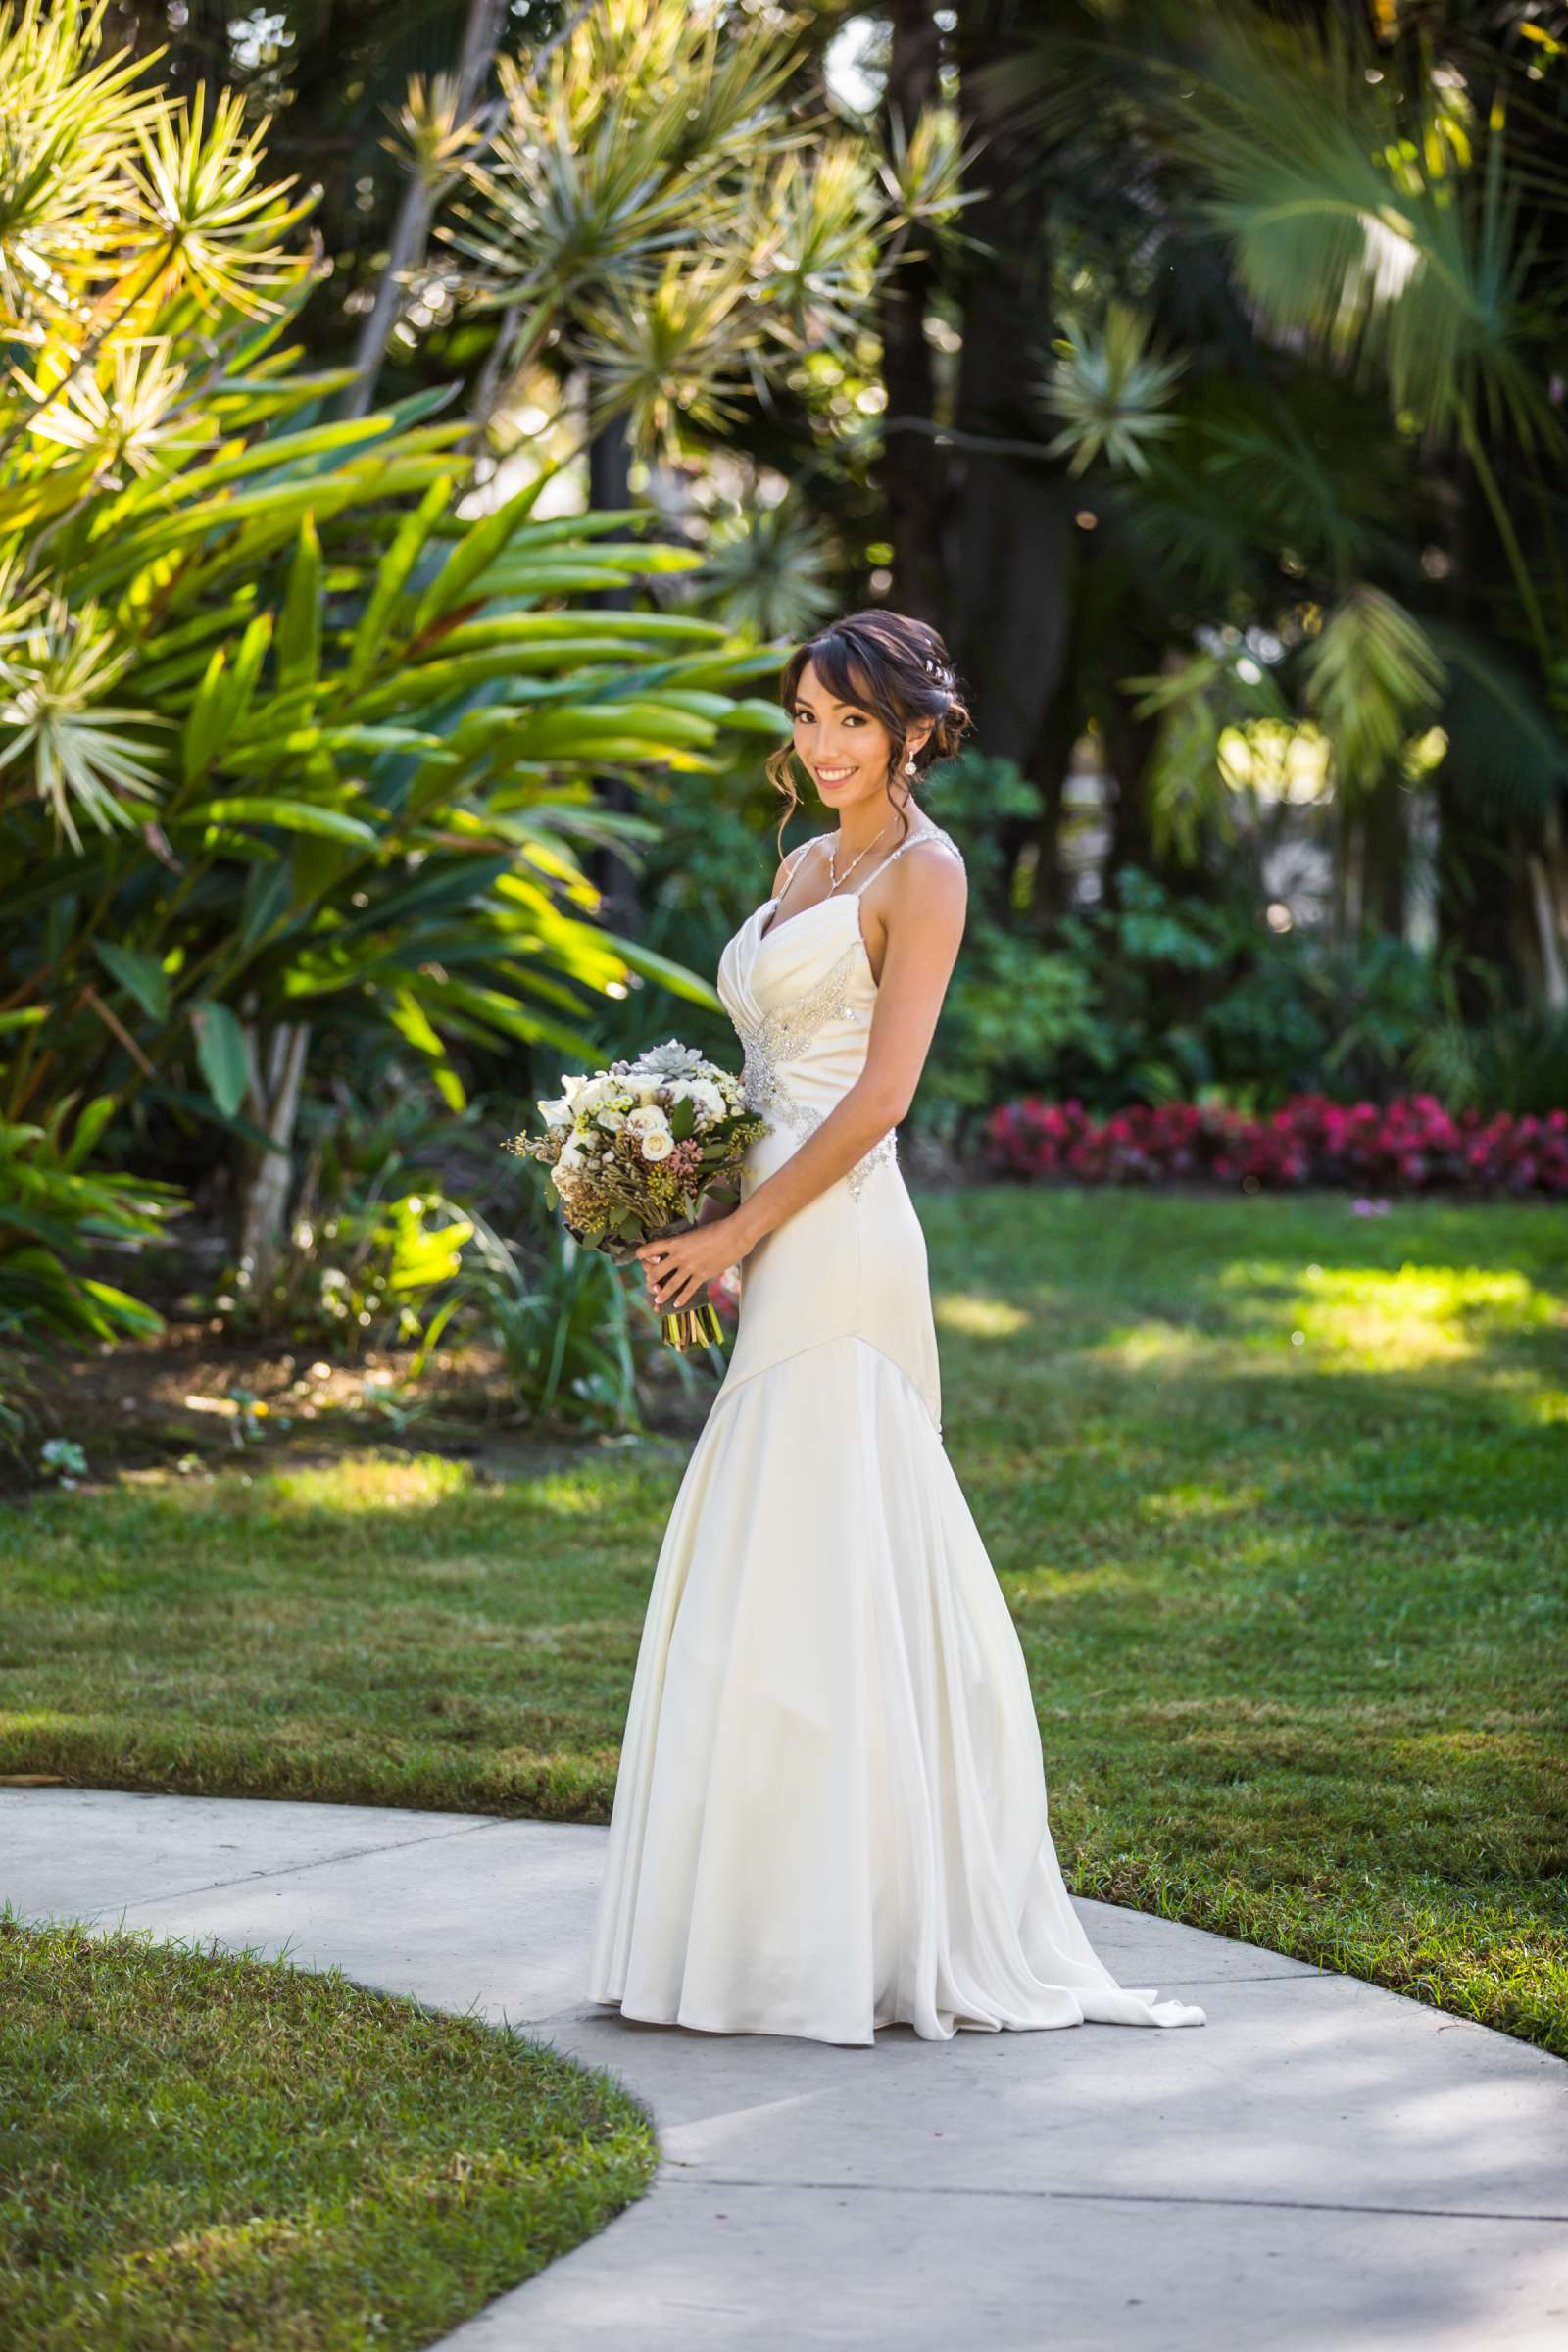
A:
[3,1191,1564,2052]
[0,1917,656,2351]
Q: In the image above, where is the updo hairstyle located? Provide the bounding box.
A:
[763,609,973,857]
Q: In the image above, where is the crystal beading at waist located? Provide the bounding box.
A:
[741,1055,898,1200]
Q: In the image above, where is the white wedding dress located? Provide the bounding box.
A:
[587,826,1205,2042]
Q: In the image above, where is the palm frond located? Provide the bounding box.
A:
[1039,301,1187,478]
[695,500,838,642]
[1156,8,1564,459]
[749,143,882,353]
[1122,644,1292,860]
[877,103,988,252]
[1300,587,1445,792]
[572,258,762,456]
[0,591,163,847]
[125,82,314,319]
[18,337,202,480]
[448,87,736,309]
[1427,623,1568,818]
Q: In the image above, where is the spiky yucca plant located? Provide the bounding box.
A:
[446,0,973,455]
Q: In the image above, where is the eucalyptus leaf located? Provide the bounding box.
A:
[191,1003,250,1118]
[94,943,170,1024]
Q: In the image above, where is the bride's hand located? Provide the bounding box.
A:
[635,1217,746,1311]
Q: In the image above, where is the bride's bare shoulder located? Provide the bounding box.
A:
[881,824,968,939]
[914,824,966,871]
[887,824,968,896]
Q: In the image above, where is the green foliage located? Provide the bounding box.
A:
[694,501,840,643]
[873,756,1439,1122]
[458,1198,658,1434]
[0,1,774,1356]
[0,1114,179,1346]
[447,0,972,453]
[1050,870,1441,1111]
[1040,300,1187,478]
[199,1075,662,1428]
[0,1333,38,1460]
[583,759,784,1071]
[1412,998,1568,1119]
[1004,2,1568,1005]
[1301,588,1445,793]
[225,1190,475,1357]
[1161,10,1560,468]
[1122,646,1295,863]
[922,935,1107,1130]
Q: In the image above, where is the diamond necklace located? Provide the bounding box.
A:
[827,813,896,892]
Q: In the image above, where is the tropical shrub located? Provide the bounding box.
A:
[1045,870,1440,1112]
[1412,1002,1568,1121]
[203,1070,671,1425]
[0,1112,179,1345]
[0,0,780,1356]
[455,1199,659,1435]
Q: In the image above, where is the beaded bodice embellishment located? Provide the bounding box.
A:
[729,826,963,1202]
[736,932,897,1200]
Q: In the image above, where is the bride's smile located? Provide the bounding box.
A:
[791,666,919,831]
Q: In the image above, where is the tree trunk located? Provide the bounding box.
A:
[237,1022,311,1292]
[1100,670,1196,904]
[946,2,1073,796]
[1526,808,1568,1012]
[182,0,229,91]
[1435,771,1518,1017]
[1358,777,1407,940]
[1028,686,1081,923]
[344,0,509,419]
[875,0,945,626]
[587,396,643,941]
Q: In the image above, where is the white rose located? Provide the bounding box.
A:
[633,1079,661,1104]
[625,1104,670,1136]
[640,1127,674,1161]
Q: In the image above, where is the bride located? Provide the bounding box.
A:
[587,609,1205,2043]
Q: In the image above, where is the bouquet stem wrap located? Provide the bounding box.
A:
[662,1299,725,1351]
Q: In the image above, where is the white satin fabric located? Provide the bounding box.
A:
[587,847,1205,2041]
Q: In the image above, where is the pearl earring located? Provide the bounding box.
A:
[906,755,917,775]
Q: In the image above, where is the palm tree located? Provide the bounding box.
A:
[990,0,1568,1002]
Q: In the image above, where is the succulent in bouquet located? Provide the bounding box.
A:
[505,1040,767,1350]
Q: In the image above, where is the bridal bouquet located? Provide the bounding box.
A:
[504,1039,767,1351]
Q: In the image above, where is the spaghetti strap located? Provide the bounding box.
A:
[772,834,821,915]
[848,825,964,896]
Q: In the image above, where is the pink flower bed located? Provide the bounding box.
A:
[983,1093,1568,1197]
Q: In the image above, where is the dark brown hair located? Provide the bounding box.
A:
[763,609,973,858]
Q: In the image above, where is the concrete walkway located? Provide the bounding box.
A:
[5,1788,1565,2351]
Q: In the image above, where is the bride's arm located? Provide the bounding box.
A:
[726,846,967,1253]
